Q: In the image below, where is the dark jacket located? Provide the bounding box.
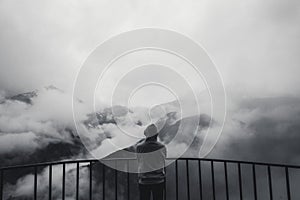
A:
[137,140,167,184]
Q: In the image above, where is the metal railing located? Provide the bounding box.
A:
[1,157,299,199]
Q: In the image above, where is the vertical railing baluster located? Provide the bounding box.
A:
[224,162,229,200]
[0,170,3,200]
[198,160,203,200]
[34,166,37,200]
[285,167,291,200]
[115,161,117,200]
[103,164,105,200]
[127,160,130,200]
[175,160,178,200]
[252,164,257,200]
[238,163,243,200]
[62,163,65,200]
[211,161,216,200]
[186,160,190,200]
[164,165,166,200]
[49,164,52,200]
[267,166,273,200]
[76,162,79,200]
[89,162,93,200]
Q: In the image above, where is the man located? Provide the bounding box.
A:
[137,124,167,200]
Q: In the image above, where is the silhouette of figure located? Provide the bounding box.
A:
[137,124,167,200]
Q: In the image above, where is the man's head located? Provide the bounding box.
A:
[144,124,158,138]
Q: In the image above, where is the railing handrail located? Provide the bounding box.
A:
[1,157,300,170]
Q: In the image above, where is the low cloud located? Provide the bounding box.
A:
[0,87,91,166]
[210,96,300,165]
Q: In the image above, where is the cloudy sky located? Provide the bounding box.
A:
[1,0,300,99]
[0,0,300,162]
[0,0,299,156]
[0,0,300,160]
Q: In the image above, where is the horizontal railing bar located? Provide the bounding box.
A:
[1,157,300,170]
[172,158,300,168]
[0,159,99,170]
[0,158,140,170]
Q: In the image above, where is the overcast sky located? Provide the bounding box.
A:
[1,0,300,103]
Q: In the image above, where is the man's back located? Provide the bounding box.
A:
[137,140,167,184]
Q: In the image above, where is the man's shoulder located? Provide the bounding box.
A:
[155,142,166,148]
[137,141,166,152]
[139,141,165,147]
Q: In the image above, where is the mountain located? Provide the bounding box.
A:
[104,113,215,159]
[0,86,215,189]
[6,91,38,104]
[0,86,83,166]
[239,96,300,110]
[2,85,63,104]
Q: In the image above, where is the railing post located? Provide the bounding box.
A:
[127,160,130,200]
[224,162,229,200]
[49,164,52,200]
[102,164,105,200]
[238,163,243,200]
[267,166,273,200]
[175,160,178,200]
[211,161,216,200]
[285,167,291,200]
[252,164,257,200]
[62,163,65,200]
[186,160,190,200]
[198,160,203,200]
[115,161,118,200]
[34,166,37,200]
[0,170,3,200]
[164,165,166,200]
[89,161,93,200]
[76,162,79,200]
